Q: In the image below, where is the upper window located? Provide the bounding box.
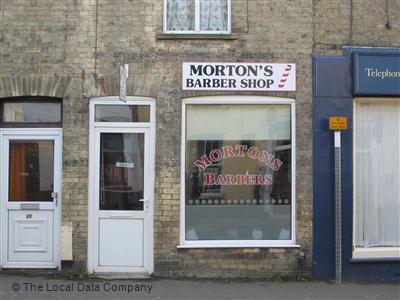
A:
[0,97,62,127]
[353,98,400,259]
[164,0,231,34]
[181,97,296,247]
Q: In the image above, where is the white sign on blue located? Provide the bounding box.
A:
[353,52,400,95]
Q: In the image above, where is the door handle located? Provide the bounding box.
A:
[51,192,58,207]
[139,199,150,211]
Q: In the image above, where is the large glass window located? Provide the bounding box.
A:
[165,0,230,33]
[354,99,400,258]
[183,101,294,244]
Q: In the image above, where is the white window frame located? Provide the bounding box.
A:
[163,0,231,34]
[179,96,299,248]
[352,97,400,259]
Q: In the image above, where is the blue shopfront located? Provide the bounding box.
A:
[313,47,400,283]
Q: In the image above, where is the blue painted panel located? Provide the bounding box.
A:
[313,55,353,280]
[313,96,353,280]
[314,56,352,98]
[313,52,400,283]
[354,52,400,95]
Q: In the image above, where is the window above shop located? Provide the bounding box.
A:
[164,0,231,34]
[180,96,297,248]
[0,97,62,127]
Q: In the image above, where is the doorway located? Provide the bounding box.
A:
[0,129,62,268]
[88,97,155,274]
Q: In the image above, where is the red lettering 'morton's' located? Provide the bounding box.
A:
[221,146,236,158]
[193,154,212,172]
[194,145,284,173]
[235,145,248,157]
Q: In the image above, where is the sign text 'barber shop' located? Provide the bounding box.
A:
[183,62,296,91]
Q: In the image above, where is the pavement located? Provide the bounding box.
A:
[0,273,399,300]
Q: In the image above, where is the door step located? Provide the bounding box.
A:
[91,273,151,280]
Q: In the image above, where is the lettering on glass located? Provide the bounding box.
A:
[193,144,283,186]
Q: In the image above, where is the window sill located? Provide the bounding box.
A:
[177,243,301,249]
[350,258,400,264]
[156,33,238,40]
[352,247,400,259]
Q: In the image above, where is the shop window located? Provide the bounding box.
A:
[0,97,62,127]
[164,0,231,34]
[353,98,400,259]
[182,97,296,247]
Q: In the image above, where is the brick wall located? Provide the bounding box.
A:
[0,0,398,278]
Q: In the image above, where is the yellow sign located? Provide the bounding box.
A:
[329,117,348,130]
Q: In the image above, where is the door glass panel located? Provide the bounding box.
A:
[9,140,54,202]
[99,133,145,210]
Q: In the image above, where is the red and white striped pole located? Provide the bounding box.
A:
[278,64,293,89]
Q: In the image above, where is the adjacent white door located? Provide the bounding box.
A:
[92,127,152,273]
[0,129,62,268]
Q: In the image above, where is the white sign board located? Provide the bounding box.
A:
[119,64,129,102]
[182,62,296,91]
[116,162,134,169]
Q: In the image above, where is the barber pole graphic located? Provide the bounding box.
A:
[278,65,293,88]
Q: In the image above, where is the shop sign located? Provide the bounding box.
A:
[193,145,283,186]
[182,62,296,91]
[353,52,400,95]
[116,162,134,168]
[119,64,129,101]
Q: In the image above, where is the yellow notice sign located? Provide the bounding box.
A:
[329,117,348,130]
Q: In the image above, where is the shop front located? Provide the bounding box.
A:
[83,62,302,277]
[313,47,400,283]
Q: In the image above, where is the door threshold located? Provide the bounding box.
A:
[2,266,58,269]
[92,272,151,280]
[1,267,59,276]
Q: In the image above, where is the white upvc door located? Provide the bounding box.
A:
[0,129,62,269]
[92,126,152,273]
